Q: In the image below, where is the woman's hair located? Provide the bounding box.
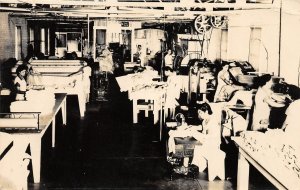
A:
[193,61,200,67]
[258,74,272,87]
[196,102,213,115]
[287,84,300,100]
[133,66,145,73]
[189,61,199,75]
[16,64,28,75]
[71,51,78,60]
[23,56,31,65]
[22,57,33,72]
[164,66,173,72]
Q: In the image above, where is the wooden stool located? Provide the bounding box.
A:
[133,99,156,123]
[132,91,165,125]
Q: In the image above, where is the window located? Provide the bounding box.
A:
[55,33,67,48]
[29,27,34,49]
[221,28,228,60]
[41,28,50,55]
[248,27,262,71]
[41,28,45,54]
[15,26,22,60]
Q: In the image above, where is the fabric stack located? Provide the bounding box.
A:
[116,69,160,92]
[41,73,81,90]
[11,88,56,116]
[240,130,300,179]
[240,131,269,153]
[131,83,164,93]
[281,144,300,178]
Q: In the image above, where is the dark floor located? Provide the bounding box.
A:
[26,76,276,190]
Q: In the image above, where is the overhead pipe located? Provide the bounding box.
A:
[278,0,282,77]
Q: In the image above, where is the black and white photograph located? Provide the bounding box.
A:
[0,0,300,189]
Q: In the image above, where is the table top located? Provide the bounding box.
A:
[39,93,66,132]
[232,137,300,189]
[166,122,177,128]
[130,87,165,100]
[0,132,13,157]
[226,104,251,110]
[0,89,11,96]
[7,93,67,136]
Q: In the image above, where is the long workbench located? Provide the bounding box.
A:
[0,93,67,183]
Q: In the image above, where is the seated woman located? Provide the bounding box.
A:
[14,65,29,101]
[22,57,43,87]
[214,64,244,102]
[281,84,300,138]
[190,103,222,171]
[251,74,274,131]
[167,103,222,168]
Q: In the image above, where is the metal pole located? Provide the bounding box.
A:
[161,14,166,81]
[159,13,166,141]
[87,14,90,53]
[278,0,282,76]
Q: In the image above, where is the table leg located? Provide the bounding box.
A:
[4,138,30,189]
[30,138,41,183]
[153,110,158,125]
[133,99,138,123]
[159,112,162,141]
[237,150,250,190]
[153,99,159,124]
[62,98,67,125]
[78,93,85,118]
[52,118,56,148]
[246,110,250,127]
[203,93,207,102]
[145,101,149,117]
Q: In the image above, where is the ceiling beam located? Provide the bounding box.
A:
[0,0,278,10]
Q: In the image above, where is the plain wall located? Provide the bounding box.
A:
[279,0,300,86]
[226,9,280,75]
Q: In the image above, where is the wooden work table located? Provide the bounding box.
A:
[2,93,67,183]
[232,137,300,190]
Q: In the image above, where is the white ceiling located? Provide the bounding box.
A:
[0,0,280,22]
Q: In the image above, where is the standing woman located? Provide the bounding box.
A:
[164,49,173,69]
[214,64,232,102]
[251,74,274,131]
[164,66,180,120]
[14,65,29,101]
[100,46,114,74]
[188,61,200,105]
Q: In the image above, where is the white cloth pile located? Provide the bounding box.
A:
[240,130,300,179]
[116,69,159,92]
[11,88,56,116]
[41,73,81,90]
